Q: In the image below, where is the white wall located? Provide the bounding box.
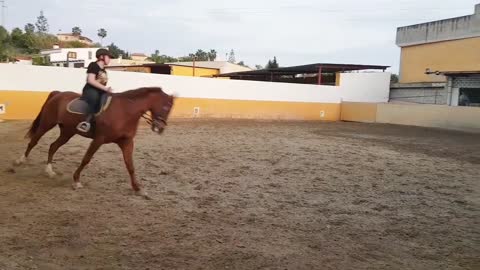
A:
[339,72,391,103]
[0,64,389,104]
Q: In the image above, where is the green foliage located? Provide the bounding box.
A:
[176,49,217,62]
[149,49,178,64]
[255,64,264,70]
[0,26,11,62]
[24,23,35,34]
[391,74,399,83]
[237,61,249,68]
[32,55,51,66]
[107,42,130,59]
[266,56,279,69]
[72,26,82,36]
[61,41,89,48]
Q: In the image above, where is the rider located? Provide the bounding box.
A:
[76,48,114,132]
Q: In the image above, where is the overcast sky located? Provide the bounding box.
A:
[2,0,478,72]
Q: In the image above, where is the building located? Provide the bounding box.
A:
[107,63,220,77]
[40,47,101,68]
[57,33,94,46]
[167,61,252,74]
[108,55,155,67]
[391,4,480,106]
[130,53,149,62]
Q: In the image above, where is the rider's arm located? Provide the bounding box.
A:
[87,73,111,92]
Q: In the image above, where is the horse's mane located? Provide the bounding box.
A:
[115,87,167,99]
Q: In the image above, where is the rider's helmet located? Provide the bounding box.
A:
[96,48,114,59]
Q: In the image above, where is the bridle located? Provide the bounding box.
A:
[141,113,167,127]
[128,98,171,131]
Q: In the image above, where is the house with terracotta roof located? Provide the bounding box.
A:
[57,33,94,46]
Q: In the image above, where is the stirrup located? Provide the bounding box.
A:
[77,122,91,132]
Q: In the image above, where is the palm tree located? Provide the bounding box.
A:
[97,28,107,45]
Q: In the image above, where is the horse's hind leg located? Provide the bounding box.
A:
[15,124,56,166]
[72,138,103,189]
[45,128,75,178]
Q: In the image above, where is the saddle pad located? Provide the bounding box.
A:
[67,95,112,116]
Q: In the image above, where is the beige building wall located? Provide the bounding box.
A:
[399,37,480,83]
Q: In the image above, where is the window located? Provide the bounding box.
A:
[88,51,92,60]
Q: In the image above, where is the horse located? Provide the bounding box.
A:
[13,87,175,199]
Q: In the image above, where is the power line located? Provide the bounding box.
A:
[0,0,6,27]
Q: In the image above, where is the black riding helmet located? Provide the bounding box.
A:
[96,48,114,59]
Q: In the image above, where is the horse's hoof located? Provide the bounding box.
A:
[135,190,152,200]
[45,164,57,178]
[14,155,27,166]
[72,182,84,190]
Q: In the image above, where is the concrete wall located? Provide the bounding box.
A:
[396,4,480,47]
[341,102,480,133]
[376,103,480,132]
[398,37,480,83]
[0,64,390,121]
[390,83,447,104]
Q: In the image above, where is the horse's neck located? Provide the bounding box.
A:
[120,94,152,121]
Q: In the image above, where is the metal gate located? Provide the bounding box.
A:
[452,75,480,88]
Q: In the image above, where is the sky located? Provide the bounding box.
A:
[1,0,478,72]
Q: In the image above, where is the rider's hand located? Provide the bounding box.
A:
[105,87,113,93]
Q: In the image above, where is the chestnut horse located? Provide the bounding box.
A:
[14,87,174,199]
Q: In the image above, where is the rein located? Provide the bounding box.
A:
[127,98,168,126]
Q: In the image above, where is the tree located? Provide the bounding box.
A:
[194,49,208,61]
[24,23,35,34]
[228,49,236,63]
[97,28,107,45]
[255,64,264,70]
[149,49,178,64]
[237,61,249,68]
[72,26,82,36]
[0,26,11,62]
[207,49,217,61]
[35,11,49,33]
[266,56,279,69]
[390,74,399,84]
[107,42,129,59]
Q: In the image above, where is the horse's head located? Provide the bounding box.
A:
[149,91,175,134]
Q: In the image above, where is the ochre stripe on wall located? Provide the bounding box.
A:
[1,90,340,121]
[0,91,52,120]
[341,102,378,123]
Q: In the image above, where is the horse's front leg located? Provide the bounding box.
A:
[118,138,150,199]
[73,138,103,189]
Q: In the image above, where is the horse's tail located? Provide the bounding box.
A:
[25,91,60,139]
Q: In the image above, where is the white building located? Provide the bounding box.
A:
[41,47,101,68]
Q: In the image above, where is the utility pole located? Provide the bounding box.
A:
[0,1,6,27]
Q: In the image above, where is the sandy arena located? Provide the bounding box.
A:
[0,120,479,270]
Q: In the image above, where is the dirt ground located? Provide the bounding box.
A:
[0,120,479,270]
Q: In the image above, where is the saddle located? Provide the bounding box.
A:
[67,94,112,116]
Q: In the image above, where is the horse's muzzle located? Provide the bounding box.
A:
[151,119,167,134]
